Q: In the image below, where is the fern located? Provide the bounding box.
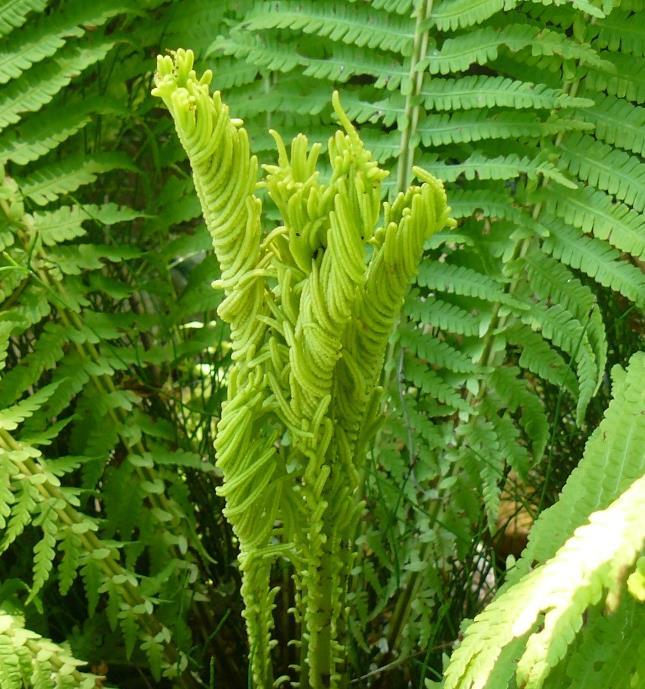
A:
[0,1,242,685]
[0,0,642,685]
[0,0,48,37]
[0,606,107,689]
[153,47,454,688]
[441,352,645,689]
[206,0,642,666]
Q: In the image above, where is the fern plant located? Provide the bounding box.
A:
[197,0,645,669]
[437,351,645,689]
[0,1,643,687]
[0,1,245,685]
[0,603,106,689]
[152,48,455,688]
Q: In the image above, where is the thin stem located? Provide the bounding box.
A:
[395,0,434,195]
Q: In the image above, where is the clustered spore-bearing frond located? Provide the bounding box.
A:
[206,0,645,665]
[153,48,454,689]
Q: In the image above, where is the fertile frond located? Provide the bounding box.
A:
[153,48,454,688]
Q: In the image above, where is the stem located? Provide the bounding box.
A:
[384,26,588,667]
[395,0,434,194]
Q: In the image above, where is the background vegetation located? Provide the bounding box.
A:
[0,0,643,688]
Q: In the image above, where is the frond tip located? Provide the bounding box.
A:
[152,48,213,98]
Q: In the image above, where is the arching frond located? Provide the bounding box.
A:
[240,1,415,55]
[442,353,645,689]
[421,75,593,111]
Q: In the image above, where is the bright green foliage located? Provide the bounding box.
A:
[152,48,455,688]
[439,352,645,689]
[200,0,645,662]
[0,607,105,689]
[0,1,238,686]
[0,1,643,687]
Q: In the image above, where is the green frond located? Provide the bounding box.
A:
[506,323,578,396]
[227,77,332,119]
[417,261,514,305]
[27,500,58,601]
[417,110,591,146]
[541,218,645,306]
[418,152,576,187]
[0,0,48,38]
[422,25,605,75]
[428,0,517,32]
[520,301,598,423]
[420,75,593,111]
[153,50,455,687]
[400,324,480,374]
[534,185,645,258]
[0,0,131,86]
[485,399,532,480]
[0,96,123,165]
[489,366,548,458]
[512,351,645,574]
[544,595,644,689]
[0,20,81,86]
[558,133,645,211]
[203,56,258,90]
[584,52,645,104]
[239,1,415,56]
[17,153,136,206]
[447,188,524,224]
[358,0,414,13]
[443,474,645,689]
[527,0,610,18]
[31,202,143,247]
[0,40,114,134]
[576,93,645,156]
[405,356,472,413]
[46,243,142,277]
[462,414,506,530]
[423,25,533,75]
[522,251,606,377]
[404,293,483,337]
[0,383,60,431]
[215,31,407,89]
[591,8,645,56]
[0,608,103,689]
[57,527,82,595]
[0,110,89,166]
